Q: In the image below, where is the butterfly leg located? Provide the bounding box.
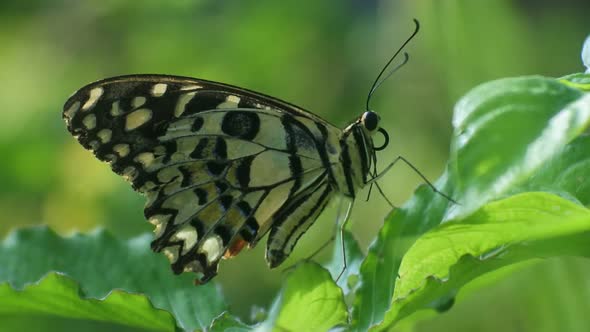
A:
[366,155,458,205]
[335,197,354,282]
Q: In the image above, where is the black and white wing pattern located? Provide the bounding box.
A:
[63,75,341,283]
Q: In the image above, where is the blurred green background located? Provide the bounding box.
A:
[1,0,589,331]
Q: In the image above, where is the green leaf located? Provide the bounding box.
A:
[209,312,251,332]
[386,192,590,327]
[210,262,348,331]
[449,76,590,219]
[273,262,347,331]
[351,175,453,332]
[0,273,175,331]
[514,134,590,206]
[0,227,226,331]
[352,75,590,331]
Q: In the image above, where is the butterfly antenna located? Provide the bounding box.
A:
[365,18,420,112]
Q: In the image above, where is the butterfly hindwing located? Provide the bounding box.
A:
[63,74,340,283]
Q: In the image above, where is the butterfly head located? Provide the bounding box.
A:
[358,111,389,151]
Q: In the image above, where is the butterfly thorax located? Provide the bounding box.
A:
[328,122,375,198]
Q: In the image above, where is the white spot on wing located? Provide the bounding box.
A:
[88,140,100,150]
[125,108,152,131]
[63,101,80,122]
[134,152,155,168]
[97,129,112,143]
[82,87,103,111]
[132,96,147,108]
[122,166,138,182]
[200,235,223,264]
[110,101,122,116]
[180,85,202,91]
[113,143,130,157]
[151,83,168,97]
[163,245,180,264]
[217,95,241,109]
[173,225,199,254]
[175,91,197,117]
[82,114,96,129]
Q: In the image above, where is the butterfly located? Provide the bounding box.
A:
[62,20,425,284]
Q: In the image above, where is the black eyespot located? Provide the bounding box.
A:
[362,111,379,131]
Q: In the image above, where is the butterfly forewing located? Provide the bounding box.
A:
[63,75,342,283]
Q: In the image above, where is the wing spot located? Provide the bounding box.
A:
[194,188,208,205]
[213,137,227,159]
[207,161,226,176]
[180,84,203,91]
[113,144,130,157]
[104,154,117,164]
[82,114,96,129]
[183,260,203,273]
[219,195,233,211]
[125,108,153,131]
[200,235,223,264]
[173,224,199,255]
[163,245,180,264]
[134,152,155,168]
[151,83,168,97]
[82,87,103,111]
[110,101,122,116]
[122,166,138,182]
[63,101,80,122]
[175,91,197,117]
[149,214,171,237]
[217,95,242,109]
[132,96,147,108]
[97,129,112,143]
[221,111,260,140]
[191,117,204,132]
[240,216,259,242]
[88,140,100,150]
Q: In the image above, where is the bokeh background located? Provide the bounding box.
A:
[1,0,589,331]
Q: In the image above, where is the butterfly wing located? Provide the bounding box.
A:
[63,74,339,283]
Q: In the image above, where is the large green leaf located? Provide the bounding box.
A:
[449,76,590,219]
[210,262,347,331]
[386,192,590,327]
[0,273,175,331]
[0,227,226,331]
[351,75,590,331]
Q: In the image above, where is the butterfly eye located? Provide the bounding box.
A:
[361,111,380,132]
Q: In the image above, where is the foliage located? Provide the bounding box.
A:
[1,37,589,332]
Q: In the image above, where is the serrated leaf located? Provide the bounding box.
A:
[0,272,175,331]
[0,227,226,331]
